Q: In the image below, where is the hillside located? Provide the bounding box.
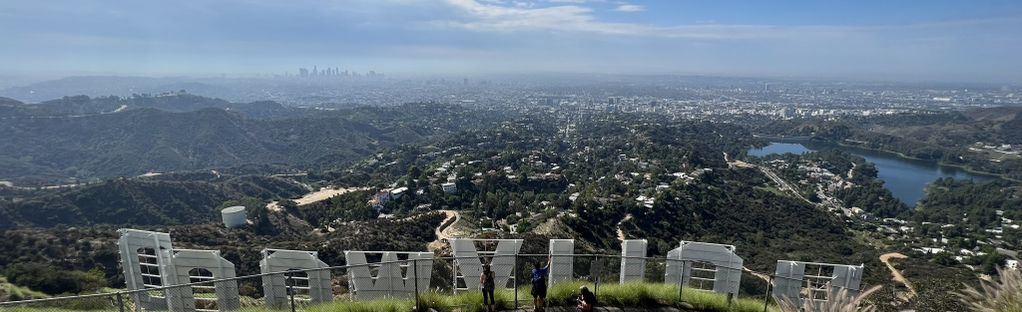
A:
[611,167,874,268]
[0,101,502,185]
[29,94,305,119]
[754,107,1022,180]
[1,108,285,181]
[0,176,305,228]
[962,106,1022,122]
[0,76,222,104]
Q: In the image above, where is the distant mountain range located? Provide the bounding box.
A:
[0,94,500,185]
[0,93,304,119]
[0,76,227,104]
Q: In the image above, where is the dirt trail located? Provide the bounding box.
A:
[880,252,917,298]
[616,214,634,242]
[428,210,460,251]
[743,267,772,283]
[266,186,368,212]
[294,186,369,205]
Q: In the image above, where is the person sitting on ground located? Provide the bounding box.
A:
[531,255,551,312]
[480,263,496,312]
[577,286,597,312]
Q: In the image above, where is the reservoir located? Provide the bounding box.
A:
[748,141,997,206]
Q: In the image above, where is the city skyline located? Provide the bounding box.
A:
[1,0,1021,83]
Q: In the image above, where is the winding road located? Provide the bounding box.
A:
[428,210,461,251]
[616,213,634,242]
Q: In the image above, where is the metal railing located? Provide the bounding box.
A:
[0,253,852,312]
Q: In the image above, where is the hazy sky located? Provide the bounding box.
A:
[2,0,1021,82]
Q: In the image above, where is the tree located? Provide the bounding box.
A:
[408,166,422,180]
[4,263,105,295]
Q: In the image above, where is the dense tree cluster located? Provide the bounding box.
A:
[915,178,1022,229]
[751,108,1022,180]
[3,263,106,295]
[761,150,911,218]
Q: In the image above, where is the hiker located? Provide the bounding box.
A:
[531,255,551,312]
[576,286,596,312]
[481,263,496,312]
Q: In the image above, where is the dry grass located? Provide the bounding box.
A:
[957,268,1022,312]
[777,284,881,312]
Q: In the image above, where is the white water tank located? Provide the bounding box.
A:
[221,206,247,228]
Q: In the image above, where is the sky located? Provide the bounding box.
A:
[1,0,1021,83]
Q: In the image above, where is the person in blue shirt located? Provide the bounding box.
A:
[531,255,551,312]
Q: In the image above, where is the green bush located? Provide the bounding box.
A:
[1,276,49,301]
[3,264,106,295]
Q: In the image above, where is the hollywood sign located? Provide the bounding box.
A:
[116,229,862,311]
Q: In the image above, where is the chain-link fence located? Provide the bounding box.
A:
[0,253,855,312]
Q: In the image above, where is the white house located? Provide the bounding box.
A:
[441,182,458,194]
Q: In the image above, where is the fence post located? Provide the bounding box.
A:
[116,292,125,312]
[452,256,458,295]
[677,260,685,303]
[413,258,421,312]
[763,275,774,312]
[514,253,519,311]
[593,254,600,298]
[287,271,297,312]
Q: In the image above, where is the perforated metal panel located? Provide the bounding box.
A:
[449,239,522,291]
[831,265,864,297]
[772,260,864,306]
[259,249,333,309]
[548,239,574,287]
[772,260,806,304]
[117,229,174,310]
[664,241,743,296]
[619,239,647,283]
[164,249,241,312]
[344,251,433,300]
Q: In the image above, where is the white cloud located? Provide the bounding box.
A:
[614,4,644,12]
[438,0,831,39]
[512,1,535,8]
[435,0,1022,43]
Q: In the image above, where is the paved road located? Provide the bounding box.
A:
[428,210,460,251]
[616,214,634,242]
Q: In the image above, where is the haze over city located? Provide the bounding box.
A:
[1,0,1021,83]
[5,1,1022,312]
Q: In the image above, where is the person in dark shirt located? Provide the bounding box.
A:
[531,256,551,312]
[480,263,496,312]
[577,286,596,312]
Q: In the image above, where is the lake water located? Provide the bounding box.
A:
[748,141,997,206]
